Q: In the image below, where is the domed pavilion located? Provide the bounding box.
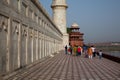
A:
[69,23,84,47]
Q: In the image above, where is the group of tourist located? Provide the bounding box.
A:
[65,45,83,56]
[65,44,103,59]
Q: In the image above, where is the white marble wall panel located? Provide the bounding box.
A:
[11,20,19,70]
[33,30,36,62]
[0,0,63,75]
[36,31,39,60]
[38,33,41,59]
[21,24,27,67]
[28,28,32,64]
[0,14,8,73]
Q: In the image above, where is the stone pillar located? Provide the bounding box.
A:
[42,33,44,58]
[40,33,42,59]
[38,33,41,59]
[45,37,47,56]
[50,39,52,55]
[33,29,37,62]
[45,38,46,56]
[46,37,48,56]
[48,38,50,55]
[31,29,34,62]
[26,27,28,64]
[28,28,32,64]
[36,31,38,60]
[51,0,69,47]
[43,34,45,57]
[6,18,10,72]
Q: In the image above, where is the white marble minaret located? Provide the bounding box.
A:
[51,0,69,47]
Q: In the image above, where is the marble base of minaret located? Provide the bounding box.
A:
[63,33,69,47]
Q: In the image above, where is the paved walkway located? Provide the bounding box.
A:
[3,50,120,80]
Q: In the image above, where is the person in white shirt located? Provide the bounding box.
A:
[99,50,102,59]
[91,46,96,57]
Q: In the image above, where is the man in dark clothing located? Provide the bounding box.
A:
[83,44,88,58]
[65,45,68,54]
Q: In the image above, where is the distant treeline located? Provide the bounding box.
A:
[96,45,120,51]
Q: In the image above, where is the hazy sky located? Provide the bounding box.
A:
[39,0,120,43]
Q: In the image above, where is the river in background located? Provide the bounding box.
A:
[104,51,120,58]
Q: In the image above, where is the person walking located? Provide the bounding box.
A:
[73,45,77,56]
[99,50,102,59]
[68,45,71,55]
[77,46,82,56]
[83,45,88,58]
[70,45,72,55]
[91,46,96,57]
[65,45,68,54]
[87,46,93,59]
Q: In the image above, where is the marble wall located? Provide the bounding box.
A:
[0,0,63,75]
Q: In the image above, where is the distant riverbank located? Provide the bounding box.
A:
[96,45,120,51]
[95,45,120,58]
[104,51,120,58]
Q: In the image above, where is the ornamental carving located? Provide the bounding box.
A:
[12,21,19,35]
[34,31,37,38]
[0,15,8,32]
[22,25,27,37]
[30,29,33,38]
[15,25,19,34]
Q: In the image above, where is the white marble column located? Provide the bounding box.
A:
[25,27,28,65]
[18,23,21,68]
[36,31,39,60]
[39,33,41,59]
[40,34,42,59]
[42,34,44,58]
[6,18,10,72]
[31,29,34,62]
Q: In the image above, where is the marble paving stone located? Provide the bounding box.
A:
[3,50,120,80]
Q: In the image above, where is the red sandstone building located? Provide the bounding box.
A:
[69,23,84,47]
